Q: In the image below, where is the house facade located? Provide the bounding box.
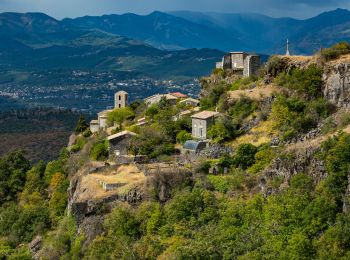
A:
[107,130,138,157]
[191,111,220,139]
[90,120,99,133]
[217,52,261,77]
[144,92,187,106]
[180,98,200,107]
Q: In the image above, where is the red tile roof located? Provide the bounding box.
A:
[170,92,188,98]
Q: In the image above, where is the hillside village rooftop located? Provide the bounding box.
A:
[191,111,220,120]
[107,130,138,141]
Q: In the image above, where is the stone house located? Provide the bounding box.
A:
[217,52,261,77]
[144,94,178,106]
[191,111,220,139]
[97,109,112,129]
[144,92,187,106]
[115,91,128,108]
[180,98,200,107]
[107,130,138,157]
[90,120,99,133]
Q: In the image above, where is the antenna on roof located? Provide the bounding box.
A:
[286,39,291,56]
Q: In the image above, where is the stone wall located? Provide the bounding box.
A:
[231,53,246,68]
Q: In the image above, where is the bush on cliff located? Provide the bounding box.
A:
[275,64,323,98]
[90,140,109,161]
[319,41,350,62]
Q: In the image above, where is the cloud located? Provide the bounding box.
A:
[0,0,349,19]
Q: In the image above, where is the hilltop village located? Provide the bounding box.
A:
[87,51,261,168]
[55,42,350,259]
[6,42,350,259]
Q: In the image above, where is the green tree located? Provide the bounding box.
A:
[74,115,89,134]
[0,151,30,204]
[176,130,192,144]
[233,143,258,170]
[108,107,135,130]
[90,140,109,161]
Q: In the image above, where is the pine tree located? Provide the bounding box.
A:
[75,115,88,134]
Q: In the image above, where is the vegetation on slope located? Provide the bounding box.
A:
[3,42,350,259]
[0,108,81,162]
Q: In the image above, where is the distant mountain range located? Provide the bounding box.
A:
[0,12,223,79]
[0,8,349,80]
[62,8,350,54]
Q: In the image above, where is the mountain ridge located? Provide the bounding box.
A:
[1,9,350,54]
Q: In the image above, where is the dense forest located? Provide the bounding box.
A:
[2,42,350,259]
[0,107,82,162]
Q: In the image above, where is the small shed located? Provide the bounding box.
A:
[183,140,207,154]
[107,130,138,157]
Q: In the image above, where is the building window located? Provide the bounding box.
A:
[119,95,121,100]
[200,128,203,137]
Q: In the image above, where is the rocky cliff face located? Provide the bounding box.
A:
[323,61,350,107]
[281,55,350,108]
[261,144,327,196]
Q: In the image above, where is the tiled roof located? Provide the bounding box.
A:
[107,130,138,141]
[98,109,113,116]
[170,92,188,98]
[191,111,220,120]
[180,98,200,104]
[116,90,128,94]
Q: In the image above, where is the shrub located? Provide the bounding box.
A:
[265,56,288,77]
[275,64,323,98]
[248,145,276,174]
[212,68,225,77]
[200,81,230,110]
[108,107,135,130]
[82,128,92,138]
[90,140,109,161]
[145,104,159,119]
[339,112,350,127]
[229,96,257,120]
[230,77,256,91]
[131,127,175,159]
[208,117,239,143]
[270,95,327,139]
[208,175,231,193]
[176,130,192,144]
[70,136,86,153]
[321,118,337,134]
[233,143,258,170]
[0,151,31,204]
[319,42,350,62]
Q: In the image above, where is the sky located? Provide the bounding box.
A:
[0,0,349,19]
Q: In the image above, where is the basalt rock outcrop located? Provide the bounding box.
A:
[323,61,350,108]
[261,145,327,195]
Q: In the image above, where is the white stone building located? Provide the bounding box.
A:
[191,111,220,139]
